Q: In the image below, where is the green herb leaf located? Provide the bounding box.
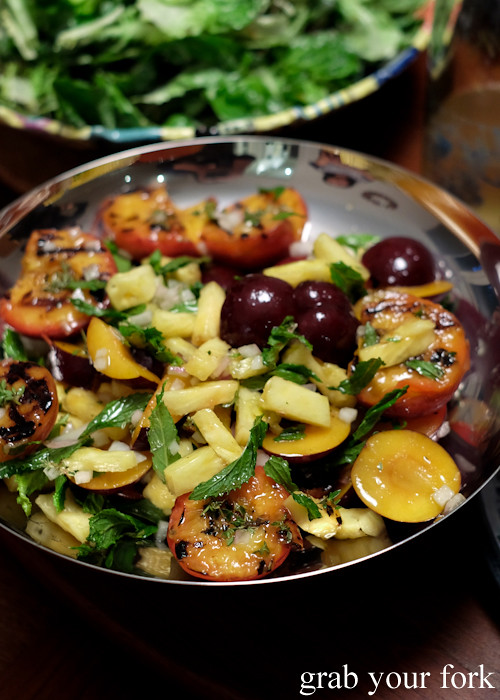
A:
[271,362,321,384]
[259,186,285,199]
[331,358,384,395]
[273,424,306,442]
[405,359,445,379]
[148,387,180,483]
[335,234,380,254]
[352,386,409,442]
[263,454,298,492]
[15,469,48,517]
[363,322,378,347]
[53,474,68,512]
[190,416,267,500]
[292,492,322,520]
[262,317,312,369]
[330,261,367,302]
[81,393,150,439]
[104,240,132,272]
[1,329,27,361]
[0,379,25,407]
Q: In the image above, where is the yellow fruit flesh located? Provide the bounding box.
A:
[351,430,461,522]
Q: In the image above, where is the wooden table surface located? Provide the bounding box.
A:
[0,53,499,700]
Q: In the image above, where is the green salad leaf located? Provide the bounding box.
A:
[0,0,426,129]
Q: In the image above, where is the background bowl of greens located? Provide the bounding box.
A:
[0,0,434,144]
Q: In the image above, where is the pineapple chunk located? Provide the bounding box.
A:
[334,508,386,539]
[261,376,331,427]
[106,264,158,311]
[62,446,139,474]
[282,342,356,409]
[193,408,243,463]
[313,233,370,280]
[184,337,230,381]
[26,511,80,558]
[191,281,225,346]
[263,259,331,287]
[229,351,267,380]
[152,309,196,338]
[136,547,172,579]
[163,336,197,362]
[143,473,176,515]
[162,379,238,417]
[164,445,225,497]
[358,317,436,366]
[35,492,91,543]
[284,493,340,539]
[235,387,263,445]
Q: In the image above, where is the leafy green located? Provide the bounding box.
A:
[330,261,367,302]
[190,415,266,500]
[104,239,133,272]
[0,379,25,407]
[335,233,380,255]
[263,454,298,493]
[331,358,384,395]
[0,0,425,130]
[262,317,312,370]
[292,492,322,521]
[273,424,306,443]
[15,469,48,517]
[148,386,180,482]
[405,359,445,379]
[81,393,150,439]
[1,328,27,361]
[77,508,157,571]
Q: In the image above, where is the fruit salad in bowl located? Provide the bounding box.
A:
[0,137,498,585]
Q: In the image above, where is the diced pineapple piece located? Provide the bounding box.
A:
[136,547,172,579]
[313,233,370,280]
[193,408,243,463]
[26,511,80,558]
[261,376,331,427]
[191,281,225,346]
[358,317,436,366]
[334,508,386,539]
[61,387,103,423]
[263,259,331,287]
[162,379,238,417]
[229,351,267,380]
[235,387,263,445]
[284,493,340,539]
[106,264,158,310]
[164,445,225,497]
[35,492,92,543]
[143,473,176,515]
[282,342,356,409]
[62,446,139,474]
[164,336,198,362]
[184,337,230,381]
[152,309,196,338]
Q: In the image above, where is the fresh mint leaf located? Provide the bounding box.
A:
[150,254,210,277]
[272,363,320,384]
[104,240,132,272]
[330,261,367,302]
[335,234,380,254]
[77,508,157,571]
[331,358,384,395]
[190,416,267,500]
[405,359,444,379]
[259,186,285,199]
[81,393,150,439]
[263,455,298,493]
[363,322,378,347]
[1,329,27,361]
[262,317,312,370]
[292,492,322,521]
[15,469,48,517]
[352,386,409,442]
[0,441,85,480]
[53,474,68,512]
[273,424,306,442]
[148,387,180,483]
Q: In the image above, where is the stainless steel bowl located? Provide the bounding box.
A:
[1,135,499,587]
